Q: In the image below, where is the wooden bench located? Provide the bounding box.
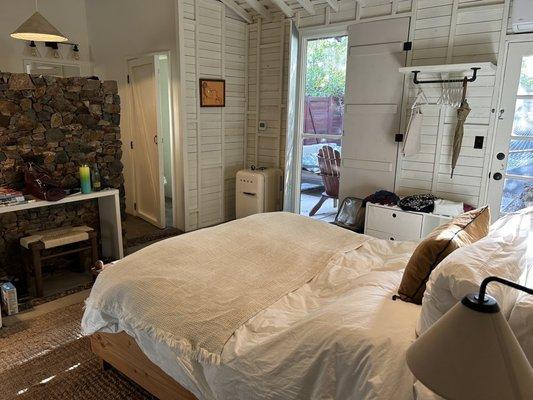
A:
[20,226,98,297]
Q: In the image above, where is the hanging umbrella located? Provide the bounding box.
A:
[451,79,471,178]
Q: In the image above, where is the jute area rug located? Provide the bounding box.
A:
[0,303,154,400]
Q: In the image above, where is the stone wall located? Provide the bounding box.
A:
[0,72,123,279]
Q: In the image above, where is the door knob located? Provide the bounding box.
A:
[496,152,505,160]
[493,172,503,181]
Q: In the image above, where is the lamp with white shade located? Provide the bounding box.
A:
[11,0,67,42]
[407,276,533,400]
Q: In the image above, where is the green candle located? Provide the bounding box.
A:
[79,165,91,194]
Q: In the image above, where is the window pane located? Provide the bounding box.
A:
[500,178,533,214]
[506,139,533,178]
[512,99,533,137]
[304,36,347,135]
[517,55,533,95]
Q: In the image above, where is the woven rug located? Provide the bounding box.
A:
[0,303,154,400]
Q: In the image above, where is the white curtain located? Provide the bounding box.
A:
[283,21,300,212]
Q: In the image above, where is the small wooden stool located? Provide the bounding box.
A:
[20,226,98,297]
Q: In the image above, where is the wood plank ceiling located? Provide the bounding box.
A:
[222,0,389,21]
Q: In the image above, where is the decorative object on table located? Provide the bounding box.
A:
[199,78,225,107]
[91,163,102,191]
[1,282,18,316]
[433,199,464,217]
[450,78,471,178]
[79,164,92,194]
[20,226,98,298]
[24,162,67,201]
[362,190,400,207]
[394,206,490,304]
[333,197,364,232]
[407,276,533,400]
[398,193,436,213]
[309,145,341,216]
[10,0,68,42]
[403,89,427,157]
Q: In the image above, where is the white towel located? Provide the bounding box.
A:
[403,106,423,157]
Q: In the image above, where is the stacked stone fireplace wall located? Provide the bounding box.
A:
[0,72,124,279]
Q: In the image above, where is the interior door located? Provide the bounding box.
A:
[340,18,410,200]
[488,41,533,217]
[128,56,165,228]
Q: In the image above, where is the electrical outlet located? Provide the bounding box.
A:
[258,121,267,131]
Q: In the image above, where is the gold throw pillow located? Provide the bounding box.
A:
[396,206,490,304]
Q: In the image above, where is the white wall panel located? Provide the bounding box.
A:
[180,0,247,229]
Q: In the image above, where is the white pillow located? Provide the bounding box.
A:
[417,207,532,335]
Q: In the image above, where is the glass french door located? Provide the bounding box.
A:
[296,34,347,221]
[489,42,533,216]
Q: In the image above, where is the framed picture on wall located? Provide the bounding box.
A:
[199,78,225,107]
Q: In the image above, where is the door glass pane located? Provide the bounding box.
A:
[512,99,533,137]
[304,36,347,135]
[517,55,533,95]
[507,139,533,177]
[500,178,533,214]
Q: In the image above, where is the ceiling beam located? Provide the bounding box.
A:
[220,0,253,23]
[325,0,339,13]
[295,0,316,15]
[270,0,294,18]
[243,0,272,19]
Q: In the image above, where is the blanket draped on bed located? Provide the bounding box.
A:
[84,212,366,365]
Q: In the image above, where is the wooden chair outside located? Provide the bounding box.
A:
[309,145,341,217]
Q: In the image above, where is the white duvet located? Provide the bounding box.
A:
[83,237,422,400]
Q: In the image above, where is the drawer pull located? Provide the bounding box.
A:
[390,237,395,241]
[392,213,397,218]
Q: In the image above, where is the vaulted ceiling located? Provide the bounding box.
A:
[222,0,389,23]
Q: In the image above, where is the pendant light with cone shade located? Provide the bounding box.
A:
[11,0,68,42]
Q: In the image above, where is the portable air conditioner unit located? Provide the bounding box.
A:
[512,0,533,33]
[236,167,282,219]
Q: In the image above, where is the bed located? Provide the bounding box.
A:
[82,212,426,400]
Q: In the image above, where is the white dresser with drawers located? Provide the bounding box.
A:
[364,202,452,241]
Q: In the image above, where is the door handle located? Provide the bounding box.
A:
[154,135,158,145]
[498,109,505,120]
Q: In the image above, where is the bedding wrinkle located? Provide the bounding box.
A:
[83,220,421,399]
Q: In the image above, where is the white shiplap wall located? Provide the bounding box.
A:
[180,0,247,230]
[396,0,509,206]
[246,14,290,170]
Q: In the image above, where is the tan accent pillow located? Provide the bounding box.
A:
[396,206,490,304]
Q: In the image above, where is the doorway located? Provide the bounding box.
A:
[127,53,175,229]
[296,34,348,222]
[488,41,533,217]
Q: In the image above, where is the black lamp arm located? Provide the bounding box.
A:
[478,276,533,302]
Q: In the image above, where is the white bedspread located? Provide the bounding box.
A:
[83,235,422,400]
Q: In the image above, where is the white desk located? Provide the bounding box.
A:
[0,189,124,260]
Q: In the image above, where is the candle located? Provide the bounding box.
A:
[79,165,92,194]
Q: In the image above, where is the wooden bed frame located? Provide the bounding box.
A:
[90,332,198,400]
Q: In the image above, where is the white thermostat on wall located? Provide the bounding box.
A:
[258,121,267,131]
[512,0,533,33]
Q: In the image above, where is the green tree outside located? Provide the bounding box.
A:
[305,36,348,98]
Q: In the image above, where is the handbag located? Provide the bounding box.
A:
[24,163,67,201]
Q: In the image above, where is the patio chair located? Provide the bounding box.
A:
[309,145,341,216]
